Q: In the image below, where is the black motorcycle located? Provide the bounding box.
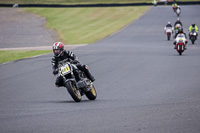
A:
[57,59,97,102]
[189,29,197,44]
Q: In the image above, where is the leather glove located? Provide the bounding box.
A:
[71,60,79,64]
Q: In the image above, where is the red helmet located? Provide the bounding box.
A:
[53,42,64,57]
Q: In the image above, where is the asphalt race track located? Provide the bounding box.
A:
[0,5,200,133]
[0,8,57,48]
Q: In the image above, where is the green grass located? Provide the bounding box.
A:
[24,7,149,44]
[1,6,149,63]
[0,50,52,63]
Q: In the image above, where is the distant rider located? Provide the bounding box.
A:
[177,5,181,10]
[174,27,187,49]
[174,18,182,28]
[51,42,95,87]
[174,27,187,39]
[172,2,178,11]
[172,2,177,7]
[174,18,182,34]
[164,21,173,33]
[152,0,157,5]
[166,21,173,28]
[188,23,199,39]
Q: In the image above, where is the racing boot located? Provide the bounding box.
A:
[173,42,176,49]
[84,65,95,82]
[189,34,191,40]
[185,40,188,50]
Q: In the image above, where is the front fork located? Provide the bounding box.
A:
[62,74,79,91]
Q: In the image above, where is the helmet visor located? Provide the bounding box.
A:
[54,49,61,56]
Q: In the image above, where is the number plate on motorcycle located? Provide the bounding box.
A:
[60,64,70,75]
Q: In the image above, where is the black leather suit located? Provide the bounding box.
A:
[51,50,95,86]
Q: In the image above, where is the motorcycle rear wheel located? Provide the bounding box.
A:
[85,84,97,100]
[66,81,82,102]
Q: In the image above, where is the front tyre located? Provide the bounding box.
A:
[191,36,195,44]
[192,40,195,44]
[85,84,97,100]
[177,45,183,55]
[65,81,82,102]
[167,35,170,40]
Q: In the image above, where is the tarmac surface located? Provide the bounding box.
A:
[0,5,200,133]
[0,8,57,49]
[0,8,87,51]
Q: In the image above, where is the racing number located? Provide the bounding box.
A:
[61,66,70,73]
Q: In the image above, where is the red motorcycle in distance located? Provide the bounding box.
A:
[173,6,177,12]
[174,34,187,55]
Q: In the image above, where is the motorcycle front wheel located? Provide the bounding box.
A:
[192,40,195,44]
[167,35,170,40]
[191,36,195,44]
[66,81,82,102]
[85,84,97,100]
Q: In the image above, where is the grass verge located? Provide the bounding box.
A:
[1,6,149,64]
[24,7,149,44]
[0,50,52,64]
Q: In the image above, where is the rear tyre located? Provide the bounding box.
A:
[85,84,97,100]
[65,81,82,102]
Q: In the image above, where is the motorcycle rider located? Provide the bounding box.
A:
[51,42,95,87]
[152,0,157,6]
[174,18,182,28]
[177,5,181,10]
[165,21,173,29]
[165,21,173,28]
[172,2,178,11]
[176,6,181,15]
[172,2,177,7]
[164,21,173,33]
[174,18,182,34]
[188,23,199,39]
[174,27,188,49]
